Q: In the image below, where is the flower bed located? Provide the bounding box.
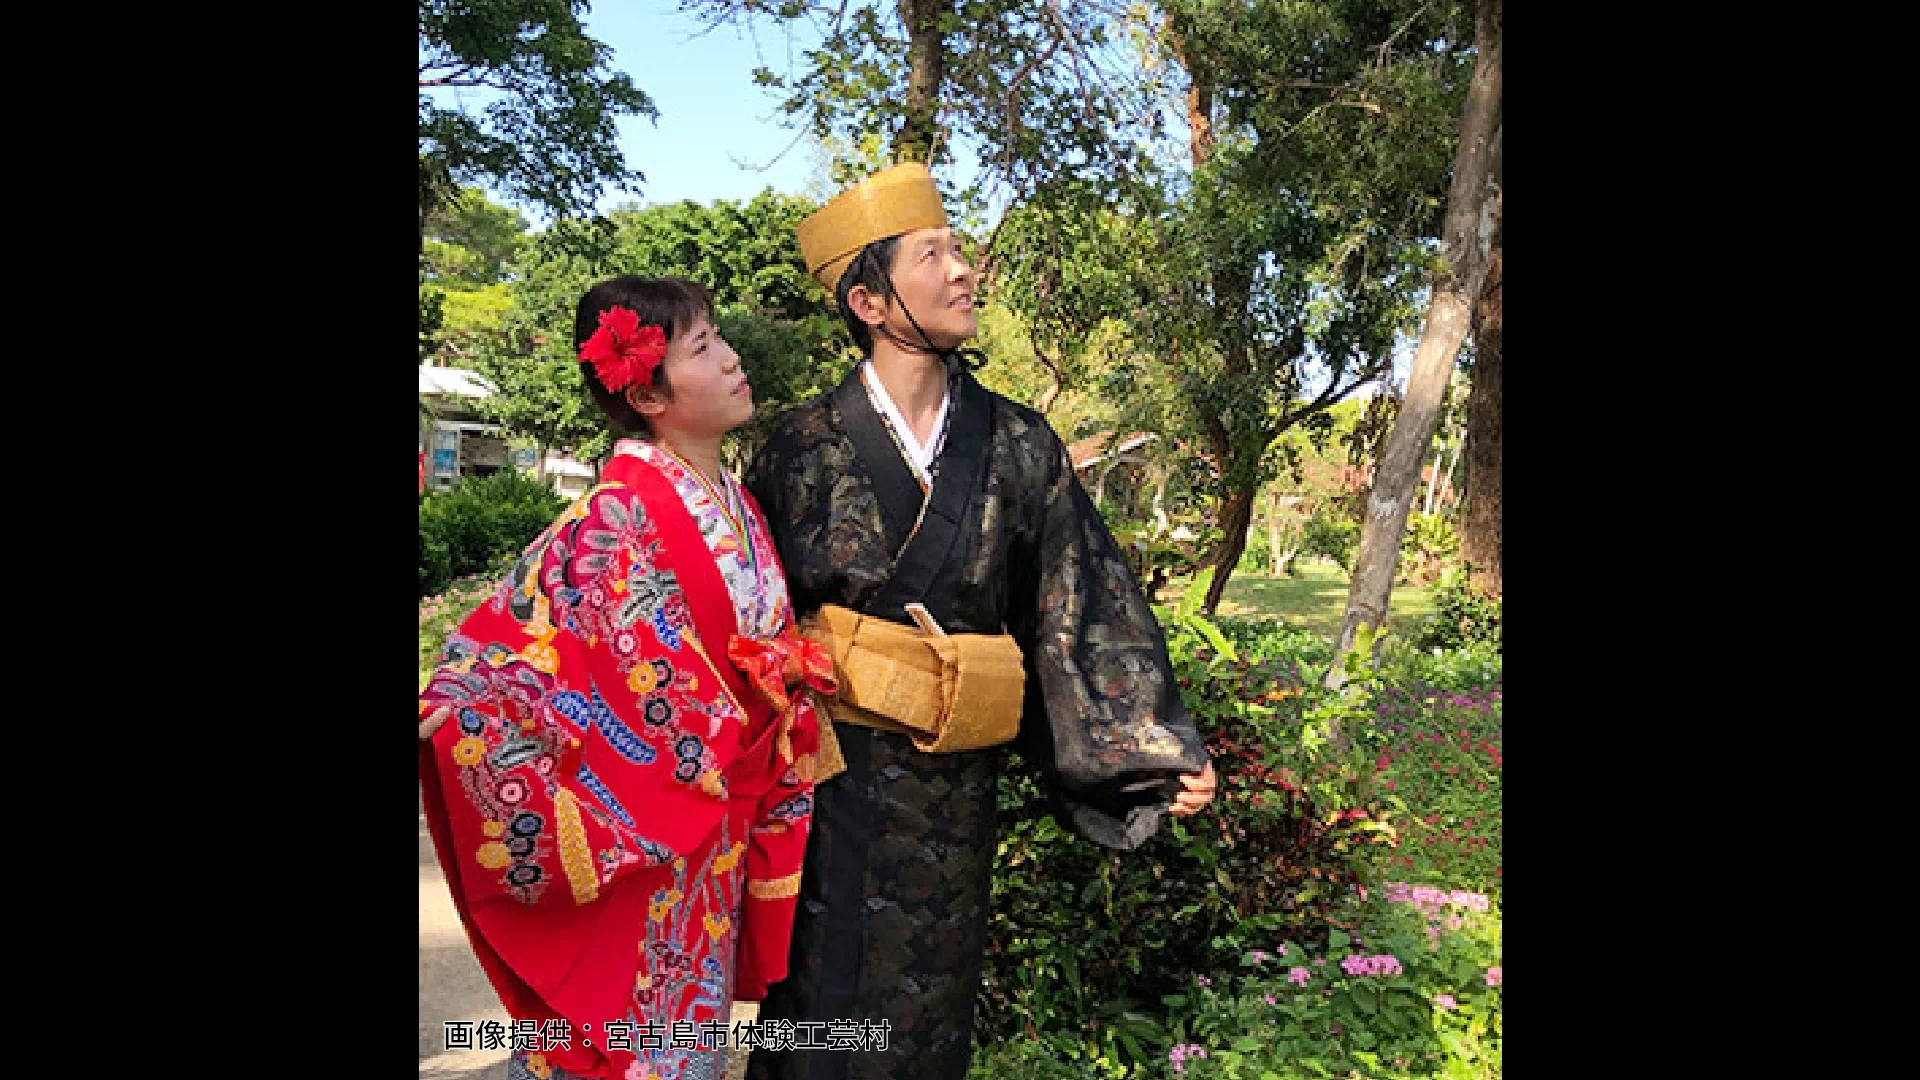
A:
[971,610,1502,1079]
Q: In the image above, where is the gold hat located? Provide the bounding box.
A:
[796,162,950,304]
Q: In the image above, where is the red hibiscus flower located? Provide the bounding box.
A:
[577,305,668,392]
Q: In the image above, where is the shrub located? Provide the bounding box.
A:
[418,468,567,596]
[1300,508,1359,572]
[1367,682,1503,896]
[1162,888,1502,1079]
[978,596,1397,1074]
[1377,638,1502,694]
[1409,571,1501,652]
[1396,513,1460,586]
[418,552,519,688]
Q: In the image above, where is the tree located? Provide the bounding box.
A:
[681,1,1158,196]
[465,191,847,468]
[422,185,532,285]
[1460,180,1501,598]
[984,1,1473,612]
[419,0,657,234]
[422,186,532,367]
[692,2,1476,618]
[1328,0,1500,686]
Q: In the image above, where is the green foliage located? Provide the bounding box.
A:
[1410,570,1501,652]
[422,185,530,284]
[471,191,845,463]
[977,604,1501,1077]
[419,561,514,689]
[1166,893,1502,1080]
[417,469,566,597]
[686,0,1158,200]
[418,0,657,224]
[1397,512,1460,586]
[420,286,448,360]
[1111,518,1221,596]
[1300,506,1360,572]
[979,616,1397,1073]
[968,1036,1112,1080]
[1376,638,1502,695]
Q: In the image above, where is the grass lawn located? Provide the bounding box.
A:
[1161,558,1439,640]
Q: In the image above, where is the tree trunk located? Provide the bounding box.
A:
[895,0,951,163]
[1268,487,1282,574]
[1423,443,1444,515]
[1328,0,1501,687]
[1461,186,1503,598]
[1203,484,1257,613]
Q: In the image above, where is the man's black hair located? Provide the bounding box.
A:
[833,235,904,356]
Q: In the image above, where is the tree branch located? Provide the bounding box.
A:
[1374,2,1435,72]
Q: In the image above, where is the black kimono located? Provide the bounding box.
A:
[741,365,1209,1080]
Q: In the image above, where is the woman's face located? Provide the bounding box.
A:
[878,226,977,349]
[644,314,753,438]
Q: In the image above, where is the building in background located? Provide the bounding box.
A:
[419,364,597,498]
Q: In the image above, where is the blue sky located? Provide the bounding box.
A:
[421,3,1414,390]
[424,4,994,221]
[425,4,991,224]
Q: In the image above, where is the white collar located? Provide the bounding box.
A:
[860,360,949,487]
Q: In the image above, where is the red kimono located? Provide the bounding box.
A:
[420,441,831,1080]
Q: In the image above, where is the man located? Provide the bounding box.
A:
[743,163,1216,1080]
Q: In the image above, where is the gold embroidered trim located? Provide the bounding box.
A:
[552,788,600,905]
[748,872,802,900]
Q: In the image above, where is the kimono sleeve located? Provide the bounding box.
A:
[730,705,818,1001]
[419,483,720,925]
[1005,427,1212,851]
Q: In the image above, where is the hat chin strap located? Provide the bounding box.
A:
[877,276,988,375]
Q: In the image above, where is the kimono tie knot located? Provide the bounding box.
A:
[727,628,838,716]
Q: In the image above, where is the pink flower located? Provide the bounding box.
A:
[1248,950,1270,964]
[1287,966,1312,987]
[1264,993,1277,1006]
[1169,1043,1209,1073]
[1434,994,1458,1011]
[1486,966,1502,987]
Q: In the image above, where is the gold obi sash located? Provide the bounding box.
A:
[801,604,1027,783]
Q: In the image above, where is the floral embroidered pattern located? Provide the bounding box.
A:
[423,447,817,1080]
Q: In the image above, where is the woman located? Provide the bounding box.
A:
[419,277,833,1080]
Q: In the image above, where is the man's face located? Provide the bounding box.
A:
[880,226,977,349]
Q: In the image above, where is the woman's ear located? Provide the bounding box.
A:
[624,382,668,418]
[845,283,889,329]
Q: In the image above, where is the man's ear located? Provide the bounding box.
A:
[624,382,668,418]
[844,282,889,329]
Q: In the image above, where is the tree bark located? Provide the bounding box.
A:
[1204,485,1257,612]
[1173,29,1264,615]
[1461,185,1502,598]
[1328,0,1500,687]
[1269,487,1283,574]
[895,0,952,163]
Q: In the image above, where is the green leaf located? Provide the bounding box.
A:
[1179,566,1216,617]
[1195,615,1241,662]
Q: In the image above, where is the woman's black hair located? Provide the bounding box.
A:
[572,276,714,438]
[833,235,904,356]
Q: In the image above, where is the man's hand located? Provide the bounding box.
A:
[1168,761,1217,817]
[419,704,453,741]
